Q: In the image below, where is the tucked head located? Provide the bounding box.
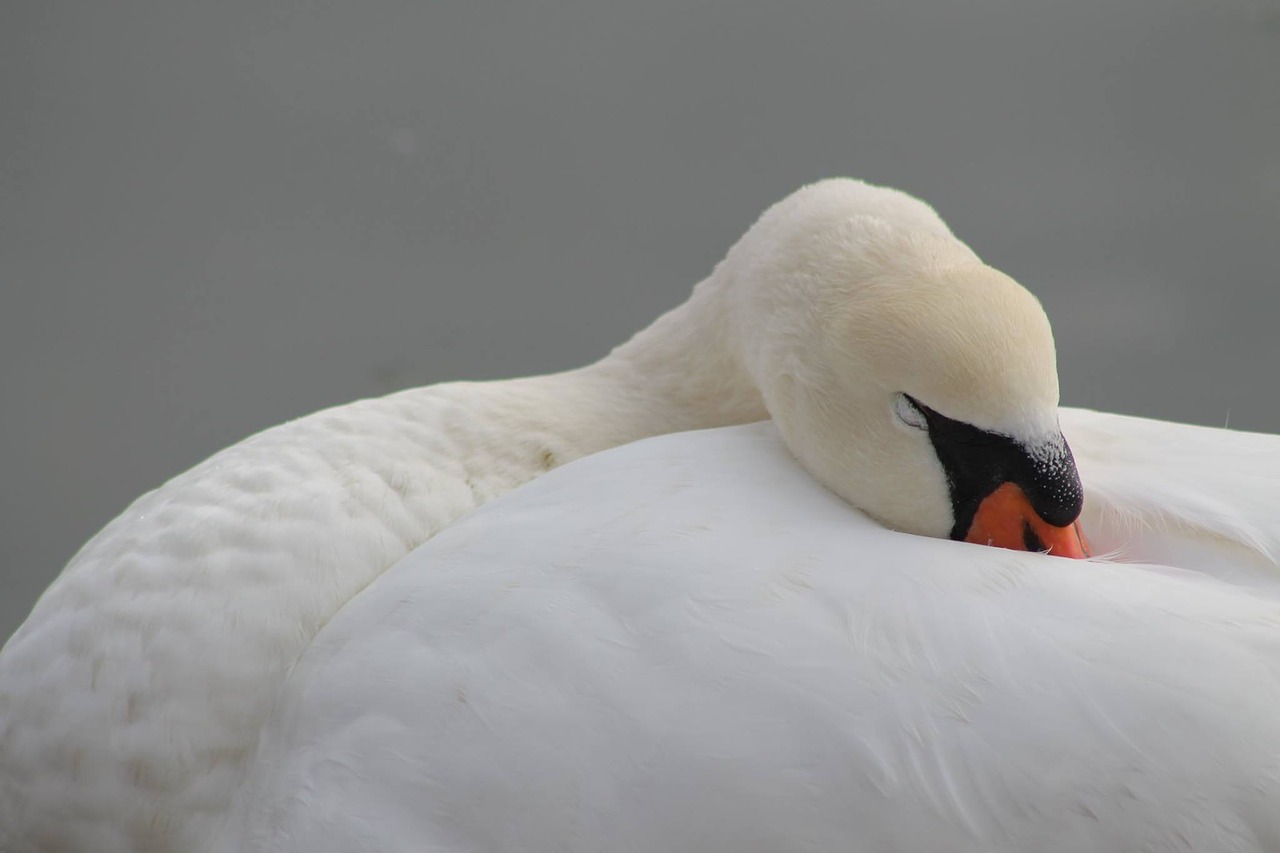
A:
[733,179,1088,557]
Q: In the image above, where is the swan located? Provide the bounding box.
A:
[0,176,1253,851]
[219,418,1280,852]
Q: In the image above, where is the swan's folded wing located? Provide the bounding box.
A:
[220,423,1280,853]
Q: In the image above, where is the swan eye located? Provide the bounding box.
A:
[894,394,928,431]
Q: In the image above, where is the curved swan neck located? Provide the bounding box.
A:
[587,272,766,443]
[379,266,766,473]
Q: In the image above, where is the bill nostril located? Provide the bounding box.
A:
[1022,520,1047,553]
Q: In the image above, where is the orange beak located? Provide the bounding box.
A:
[963,482,1091,559]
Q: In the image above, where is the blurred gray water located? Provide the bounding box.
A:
[2,1,1278,642]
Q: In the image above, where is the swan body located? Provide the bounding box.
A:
[0,177,1269,851]
[216,417,1280,852]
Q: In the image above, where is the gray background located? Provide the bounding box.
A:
[3,1,1278,643]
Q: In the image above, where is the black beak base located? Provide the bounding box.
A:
[904,396,1084,541]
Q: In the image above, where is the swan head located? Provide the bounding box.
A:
[734,179,1089,557]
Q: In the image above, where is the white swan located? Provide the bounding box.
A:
[220,418,1280,852]
[0,177,1269,852]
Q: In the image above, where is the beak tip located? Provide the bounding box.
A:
[963,483,1091,560]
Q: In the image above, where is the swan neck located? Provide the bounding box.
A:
[585,272,766,445]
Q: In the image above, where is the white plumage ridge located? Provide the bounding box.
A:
[2,179,1279,853]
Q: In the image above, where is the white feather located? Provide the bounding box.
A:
[219,422,1280,852]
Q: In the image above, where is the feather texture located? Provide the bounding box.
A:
[218,421,1280,852]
